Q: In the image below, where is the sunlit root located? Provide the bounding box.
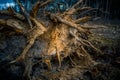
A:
[43,58,52,70]
[0,0,103,79]
[50,14,87,33]
[75,16,91,23]
[56,47,62,68]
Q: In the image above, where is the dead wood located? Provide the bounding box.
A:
[0,0,103,79]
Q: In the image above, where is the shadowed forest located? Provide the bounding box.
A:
[0,0,120,80]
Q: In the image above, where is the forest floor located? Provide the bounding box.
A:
[0,20,120,80]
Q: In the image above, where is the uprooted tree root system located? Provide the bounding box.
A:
[0,0,120,80]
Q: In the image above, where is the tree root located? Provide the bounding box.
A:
[0,0,103,79]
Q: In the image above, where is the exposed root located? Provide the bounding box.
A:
[10,38,35,64]
[23,58,33,80]
[30,0,53,17]
[0,0,102,79]
[56,46,62,68]
[75,16,91,23]
[50,14,87,33]
[43,58,52,70]
[68,55,77,66]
